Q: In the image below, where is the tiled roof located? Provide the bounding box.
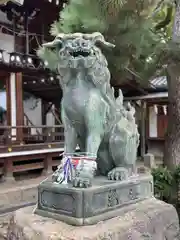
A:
[150,76,167,89]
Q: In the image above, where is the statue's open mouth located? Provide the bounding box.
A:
[70,51,90,57]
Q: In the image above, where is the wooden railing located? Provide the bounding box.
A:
[24,113,41,136]
[0,125,65,180]
[0,125,65,147]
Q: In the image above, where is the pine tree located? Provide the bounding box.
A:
[164,0,180,169]
[40,0,167,84]
[39,0,180,168]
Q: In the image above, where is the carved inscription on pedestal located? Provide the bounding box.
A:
[128,187,139,200]
[40,190,74,213]
[107,189,119,207]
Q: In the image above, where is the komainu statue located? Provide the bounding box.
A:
[41,32,139,188]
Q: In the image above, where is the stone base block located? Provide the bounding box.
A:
[35,174,153,226]
[5,198,179,240]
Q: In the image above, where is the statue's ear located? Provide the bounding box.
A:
[42,39,62,49]
[92,32,115,49]
[42,36,63,49]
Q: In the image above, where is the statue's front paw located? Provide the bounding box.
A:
[108,167,129,181]
[72,177,92,188]
[52,166,64,183]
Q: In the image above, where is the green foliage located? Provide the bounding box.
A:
[38,0,179,83]
[37,48,58,71]
[151,166,174,201]
[151,164,180,204]
[38,0,173,82]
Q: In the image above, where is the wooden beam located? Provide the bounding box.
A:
[126,81,148,95]
[43,154,53,175]
[28,86,60,92]
[3,157,14,181]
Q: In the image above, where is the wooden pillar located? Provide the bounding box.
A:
[15,72,24,142]
[5,74,11,126]
[41,100,47,126]
[42,154,53,176]
[9,73,17,140]
[140,101,147,158]
[4,157,15,182]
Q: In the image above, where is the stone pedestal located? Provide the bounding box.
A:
[5,198,179,240]
[35,174,153,226]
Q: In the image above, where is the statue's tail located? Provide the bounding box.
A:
[115,89,126,118]
[115,89,124,107]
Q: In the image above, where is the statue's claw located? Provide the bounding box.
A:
[72,177,92,188]
[108,167,129,181]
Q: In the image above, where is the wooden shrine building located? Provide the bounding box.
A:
[0,0,168,182]
[0,0,67,181]
[125,76,168,161]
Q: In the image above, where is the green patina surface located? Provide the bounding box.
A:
[39,32,140,188]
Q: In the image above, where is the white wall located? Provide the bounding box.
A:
[149,106,157,138]
[0,91,6,110]
[23,97,55,134]
[0,31,16,136]
[46,104,55,126]
[23,97,42,134]
[0,10,11,24]
[0,32,14,63]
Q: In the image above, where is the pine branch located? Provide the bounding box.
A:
[38,0,170,84]
[37,47,58,71]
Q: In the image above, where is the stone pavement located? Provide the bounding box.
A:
[0,176,47,239]
[0,176,46,215]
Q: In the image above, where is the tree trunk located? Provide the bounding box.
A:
[164,64,180,169]
[164,0,180,169]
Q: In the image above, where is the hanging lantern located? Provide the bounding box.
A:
[33,57,44,70]
[24,54,35,69]
[48,74,57,84]
[9,52,23,67]
[49,74,55,82]
[50,76,54,81]
[0,50,4,63]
